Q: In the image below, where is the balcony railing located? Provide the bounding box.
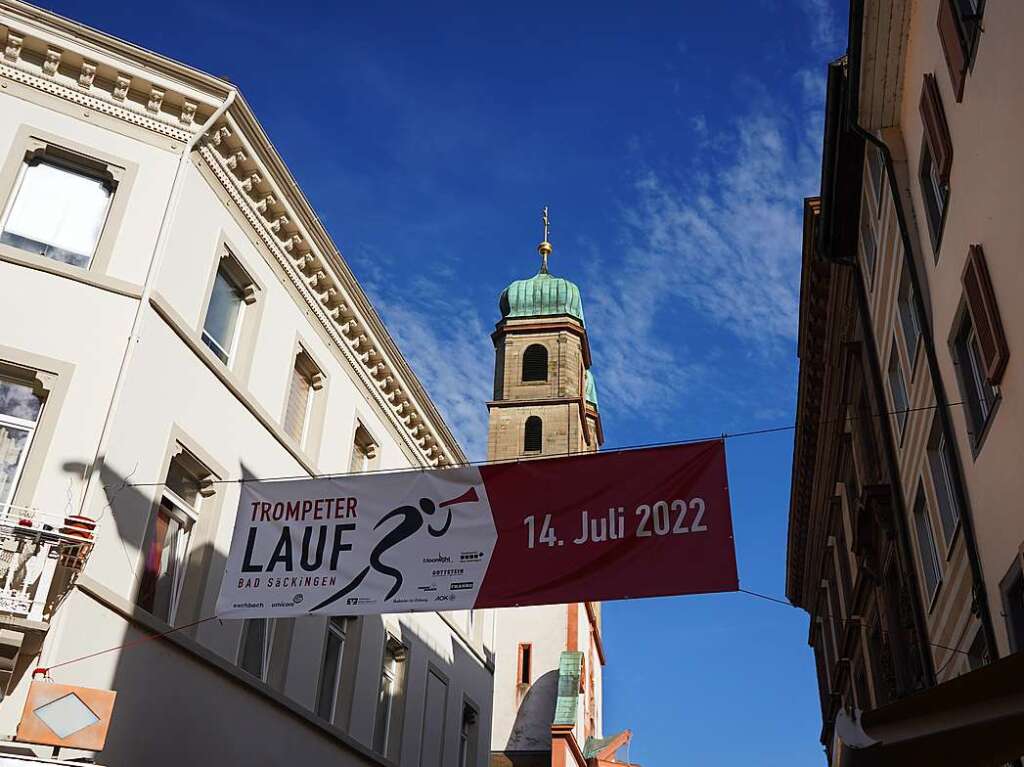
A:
[0,505,95,624]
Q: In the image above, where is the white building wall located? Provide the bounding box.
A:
[0,4,494,765]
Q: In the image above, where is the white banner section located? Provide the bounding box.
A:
[216,467,497,618]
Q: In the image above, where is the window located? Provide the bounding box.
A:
[954,309,997,444]
[0,374,44,512]
[919,74,953,254]
[518,643,532,686]
[420,670,448,767]
[202,258,253,365]
[283,349,323,445]
[938,0,985,101]
[373,636,406,757]
[0,153,114,269]
[523,416,542,453]
[239,618,275,682]
[897,268,923,370]
[861,211,877,283]
[867,145,885,207]
[912,486,942,601]
[522,344,548,382]
[887,342,910,438]
[137,453,205,623]
[315,617,347,722]
[1000,562,1024,653]
[350,423,378,474]
[459,703,479,767]
[919,142,948,252]
[927,419,961,545]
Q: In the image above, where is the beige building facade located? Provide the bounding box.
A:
[0,2,494,765]
[790,0,1024,762]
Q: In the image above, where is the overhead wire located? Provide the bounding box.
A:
[100,400,963,490]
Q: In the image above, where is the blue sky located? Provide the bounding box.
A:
[44,0,846,762]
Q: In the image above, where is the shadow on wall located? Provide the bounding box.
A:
[507,669,558,751]
[43,459,493,767]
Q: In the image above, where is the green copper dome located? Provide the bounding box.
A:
[499,271,585,325]
[585,369,599,409]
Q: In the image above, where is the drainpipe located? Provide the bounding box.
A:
[845,0,998,664]
[76,87,239,518]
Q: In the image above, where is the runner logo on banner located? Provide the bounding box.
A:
[216,440,738,618]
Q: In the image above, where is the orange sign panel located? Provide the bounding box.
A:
[16,681,116,752]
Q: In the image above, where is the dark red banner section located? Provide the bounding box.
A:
[475,440,737,608]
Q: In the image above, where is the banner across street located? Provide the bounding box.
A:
[216,440,738,618]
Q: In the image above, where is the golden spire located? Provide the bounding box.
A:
[538,206,552,273]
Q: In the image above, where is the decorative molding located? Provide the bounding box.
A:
[0,27,211,143]
[41,46,59,76]
[3,31,21,61]
[77,60,95,89]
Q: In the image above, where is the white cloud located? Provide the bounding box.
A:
[584,70,825,419]
[356,258,494,461]
[800,0,843,53]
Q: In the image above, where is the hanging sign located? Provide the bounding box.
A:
[216,440,737,618]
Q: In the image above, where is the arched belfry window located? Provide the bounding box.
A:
[522,344,548,382]
[524,416,543,453]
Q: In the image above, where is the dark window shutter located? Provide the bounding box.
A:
[962,244,1009,384]
[919,74,953,184]
[522,344,548,382]
[524,416,542,452]
[937,0,967,102]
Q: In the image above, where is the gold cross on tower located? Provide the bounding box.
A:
[538,206,552,273]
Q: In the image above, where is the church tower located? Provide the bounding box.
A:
[489,212,634,767]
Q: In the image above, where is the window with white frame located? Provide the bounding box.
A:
[954,310,998,445]
[202,256,253,364]
[927,418,961,546]
[0,152,115,269]
[315,617,347,722]
[239,618,276,682]
[373,636,406,757]
[283,349,323,445]
[0,374,44,514]
[887,341,910,438]
[420,669,448,767]
[136,453,206,623]
[912,485,941,601]
[897,267,923,369]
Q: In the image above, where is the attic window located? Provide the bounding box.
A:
[522,344,548,382]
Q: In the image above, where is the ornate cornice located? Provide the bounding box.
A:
[0,24,216,143]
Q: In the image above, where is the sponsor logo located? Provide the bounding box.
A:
[418,584,439,592]
[450,581,474,591]
[460,551,484,563]
[293,593,304,604]
[393,597,428,605]
[422,553,452,564]
[432,567,464,577]
[435,594,454,602]
[345,597,374,606]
